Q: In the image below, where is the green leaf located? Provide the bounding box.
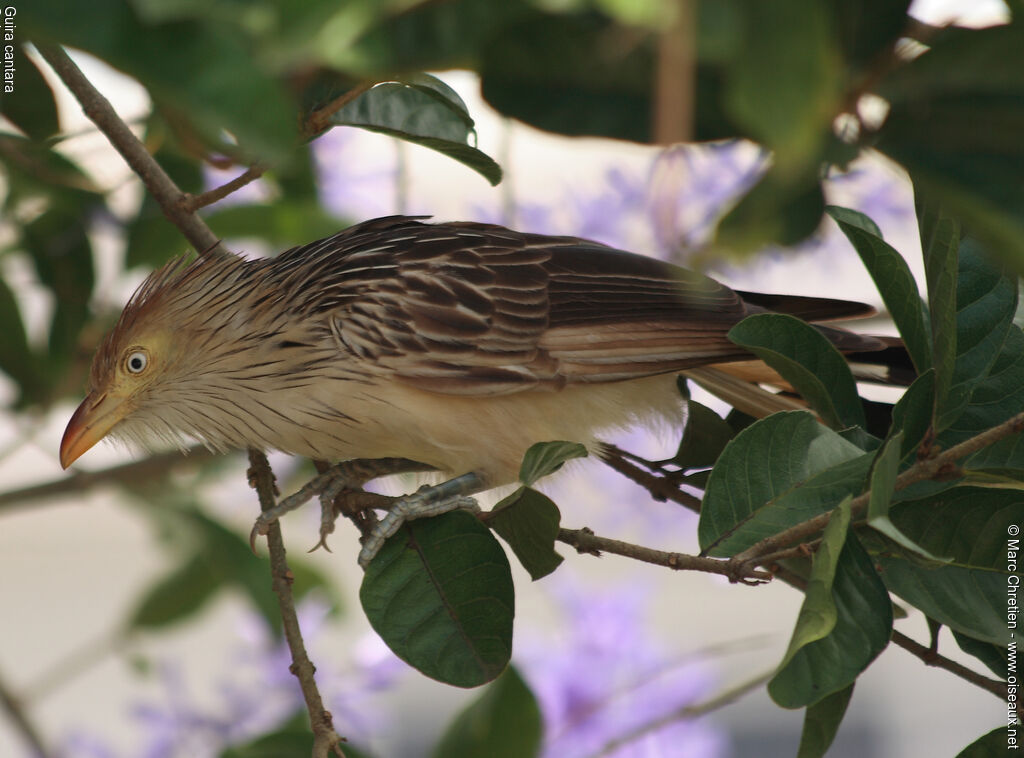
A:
[877,22,1024,268]
[954,727,1015,758]
[828,206,932,374]
[916,192,960,430]
[0,45,60,140]
[724,0,841,167]
[431,666,542,758]
[946,326,1024,445]
[770,504,892,708]
[673,399,736,469]
[517,441,588,487]
[796,684,854,758]
[331,77,502,186]
[866,432,948,561]
[952,629,1009,680]
[869,488,1024,645]
[24,2,299,162]
[715,166,826,255]
[489,487,563,581]
[890,370,935,463]
[360,510,514,688]
[205,202,347,249]
[728,313,866,430]
[699,412,870,556]
[829,0,911,71]
[0,277,42,406]
[129,552,221,629]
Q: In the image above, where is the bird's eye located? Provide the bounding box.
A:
[125,350,149,374]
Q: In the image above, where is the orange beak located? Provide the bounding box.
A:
[60,392,130,469]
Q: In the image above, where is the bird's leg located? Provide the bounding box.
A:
[357,471,487,568]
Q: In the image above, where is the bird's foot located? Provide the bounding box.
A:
[249,462,352,551]
[357,472,486,569]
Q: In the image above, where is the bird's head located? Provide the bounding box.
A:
[60,253,254,468]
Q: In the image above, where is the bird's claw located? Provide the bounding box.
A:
[357,494,480,569]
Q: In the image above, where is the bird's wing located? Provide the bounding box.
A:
[272,217,879,396]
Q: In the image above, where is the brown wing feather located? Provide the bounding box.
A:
[267,217,882,396]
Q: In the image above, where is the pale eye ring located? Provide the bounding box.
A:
[125,350,149,374]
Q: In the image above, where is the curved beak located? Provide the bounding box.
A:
[60,392,129,469]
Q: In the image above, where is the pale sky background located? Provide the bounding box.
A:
[0,1,1012,756]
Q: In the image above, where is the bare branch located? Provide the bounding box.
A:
[181,164,266,212]
[246,449,346,758]
[557,527,771,584]
[891,630,1008,701]
[35,44,226,257]
[0,667,52,758]
[0,447,217,514]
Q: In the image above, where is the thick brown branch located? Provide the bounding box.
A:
[247,450,345,758]
[557,527,770,584]
[35,45,226,257]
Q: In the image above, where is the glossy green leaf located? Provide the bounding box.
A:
[952,629,1009,680]
[916,193,960,429]
[828,206,931,374]
[518,441,588,487]
[673,399,736,470]
[331,77,501,185]
[870,488,1024,645]
[699,412,870,556]
[867,432,949,560]
[489,487,563,581]
[360,510,514,688]
[945,326,1024,445]
[770,507,892,708]
[889,371,935,464]
[796,684,854,758]
[728,313,866,430]
[431,666,542,758]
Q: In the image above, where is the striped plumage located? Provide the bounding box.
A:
[62,216,884,484]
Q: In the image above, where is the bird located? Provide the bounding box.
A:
[60,216,892,562]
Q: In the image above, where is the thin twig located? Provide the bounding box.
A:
[181,164,266,212]
[728,410,1024,575]
[305,82,375,136]
[598,445,703,512]
[890,630,1008,701]
[0,447,218,513]
[247,449,345,758]
[557,527,771,584]
[0,667,51,758]
[653,0,694,145]
[591,668,776,758]
[35,44,226,258]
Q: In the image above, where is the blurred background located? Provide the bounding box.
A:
[0,0,1010,755]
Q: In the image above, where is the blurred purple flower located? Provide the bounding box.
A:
[517,581,725,758]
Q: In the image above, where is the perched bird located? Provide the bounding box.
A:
[60,216,889,559]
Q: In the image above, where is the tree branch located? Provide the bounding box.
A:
[891,630,1008,701]
[0,447,218,514]
[728,410,1024,575]
[557,527,771,584]
[35,44,226,257]
[0,667,51,758]
[246,449,345,758]
[180,164,266,212]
